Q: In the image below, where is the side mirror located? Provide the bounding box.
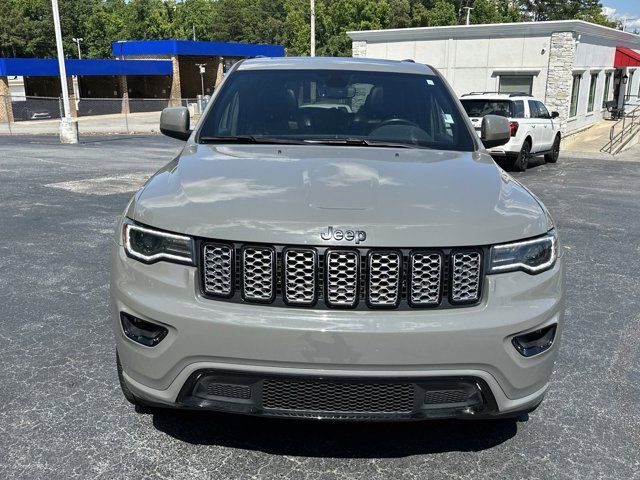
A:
[481,114,510,149]
[160,107,191,141]
[551,111,560,119]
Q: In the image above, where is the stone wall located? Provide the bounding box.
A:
[0,76,13,123]
[352,41,367,58]
[545,32,576,132]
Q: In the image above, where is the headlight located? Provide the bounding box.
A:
[489,230,557,274]
[123,219,194,265]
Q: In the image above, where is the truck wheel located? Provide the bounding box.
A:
[511,140,530,172]
[545,136,560,163]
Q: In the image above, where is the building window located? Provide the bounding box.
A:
[603,72,612,108]
[570,74,581,118]
[587,73,598,112]
[499,75,533,95]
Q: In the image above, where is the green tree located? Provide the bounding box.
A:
[123,0,175,40]
[424,0,457,26]
[387,0,413,28]
[85,0,129,58]
[522,0,614,26]
[173,0,218,40]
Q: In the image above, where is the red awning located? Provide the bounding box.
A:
[615,46,640,67]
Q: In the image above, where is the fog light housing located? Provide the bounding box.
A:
[120,312,168,347]
[512,324,557,357]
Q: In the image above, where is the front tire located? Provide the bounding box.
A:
[511,140,531,172]
[545,135,560,163]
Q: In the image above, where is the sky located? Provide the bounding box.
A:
[602,0,640,28]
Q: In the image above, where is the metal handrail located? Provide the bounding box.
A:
[602,105,640,154]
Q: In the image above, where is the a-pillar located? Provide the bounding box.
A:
[214,57,224,89]
[0,76,14,123]
[169,55,182,106]
[118,75,130,114]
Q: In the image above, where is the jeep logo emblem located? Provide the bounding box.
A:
[320,226,367,244]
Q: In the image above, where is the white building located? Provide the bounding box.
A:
[348,20,640,133]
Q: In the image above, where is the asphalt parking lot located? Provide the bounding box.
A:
[0,135,638,480]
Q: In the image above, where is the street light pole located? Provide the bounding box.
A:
[310,0,316,57]
[72,37,83,59]
[51,0,78,143]
[196,63,206,96]
[463,7,473,26]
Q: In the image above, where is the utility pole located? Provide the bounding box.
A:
[192,24,196,41]
[463,7,473,25]
[51,0,78,143]
[310,0,316,57]
[72,37,83,59]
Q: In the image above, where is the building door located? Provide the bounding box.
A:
[613,69,623,108]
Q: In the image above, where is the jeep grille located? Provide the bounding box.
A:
[200,242,483,309]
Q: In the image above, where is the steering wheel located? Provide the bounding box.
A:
[373,118,420,129]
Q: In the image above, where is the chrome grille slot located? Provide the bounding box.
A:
[242,246,275,302]
[409,252,442,306]
[451,252,482,303]
[202,244,233,297]
[283,248,317,306]
[368,251,401,307]
[200,241,484,309]
[325,250,359,307]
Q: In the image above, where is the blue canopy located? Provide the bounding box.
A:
[112,39,285,58]
[0,58,173,77]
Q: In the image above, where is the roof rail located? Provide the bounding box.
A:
[460,91,534,98]
[460,91,502,97]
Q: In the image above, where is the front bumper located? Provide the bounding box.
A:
[111,242,565,419]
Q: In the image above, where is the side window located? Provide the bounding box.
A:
[511,100,525,118]
[528,100,539,118]
[536,101,550,119]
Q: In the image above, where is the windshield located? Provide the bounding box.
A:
[199,69,475,151]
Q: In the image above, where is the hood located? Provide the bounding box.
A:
[133,144,548,247]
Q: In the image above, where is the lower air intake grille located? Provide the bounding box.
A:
[262,379,415,413]
[207,383,252,400]
[424,389,470,405]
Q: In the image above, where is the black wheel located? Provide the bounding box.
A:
[545,135,560,163]
[511,140,530,172]
[116,352,146,408]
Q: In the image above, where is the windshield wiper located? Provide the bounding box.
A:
[303,138,417,148]
[199,135,305,145]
